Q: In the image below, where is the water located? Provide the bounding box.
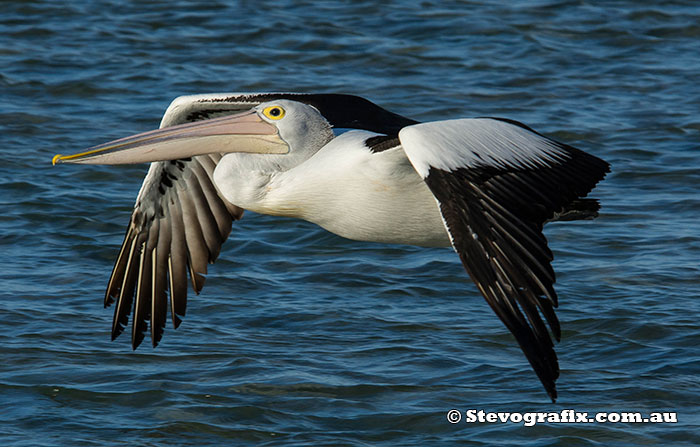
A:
[2,1,699,445]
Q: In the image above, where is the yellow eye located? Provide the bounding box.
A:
[262,105,285,120]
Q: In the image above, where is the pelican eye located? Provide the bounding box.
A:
[262,106,285,120]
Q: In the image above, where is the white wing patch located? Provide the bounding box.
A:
[399,118,567,178]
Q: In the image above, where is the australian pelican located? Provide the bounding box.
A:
[53,92,609,401]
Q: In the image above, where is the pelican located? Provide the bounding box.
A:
[53,92,609,401]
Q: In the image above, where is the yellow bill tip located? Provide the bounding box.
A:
[52,154,63,166]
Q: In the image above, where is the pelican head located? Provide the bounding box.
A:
[52,100,333,166]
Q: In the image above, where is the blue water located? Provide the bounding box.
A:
[2,1,700,445]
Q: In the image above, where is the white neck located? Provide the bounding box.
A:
[212,104,334,212]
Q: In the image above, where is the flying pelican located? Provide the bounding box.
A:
[53,92,609,401]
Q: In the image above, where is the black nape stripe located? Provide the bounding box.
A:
[207,93,418,135]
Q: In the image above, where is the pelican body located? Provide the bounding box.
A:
[217,127,450,247]
[54,92,610,401]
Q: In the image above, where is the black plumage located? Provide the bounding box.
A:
[423,136,609,401]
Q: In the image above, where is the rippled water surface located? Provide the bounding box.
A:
[2,1,700,445]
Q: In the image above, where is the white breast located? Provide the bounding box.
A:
[263,131,451,247]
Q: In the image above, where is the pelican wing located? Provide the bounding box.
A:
[107,153,244,349]
[107,93,281,349]
[106,93,418,349]
[399,118,609,401]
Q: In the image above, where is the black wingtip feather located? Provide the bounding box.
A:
[110,234,142,342]
[151,228,170,348]
[131,238,154,351]
[105,225,137,308]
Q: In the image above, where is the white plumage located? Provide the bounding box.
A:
[400,118,567,177]
[216,127,450,247]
